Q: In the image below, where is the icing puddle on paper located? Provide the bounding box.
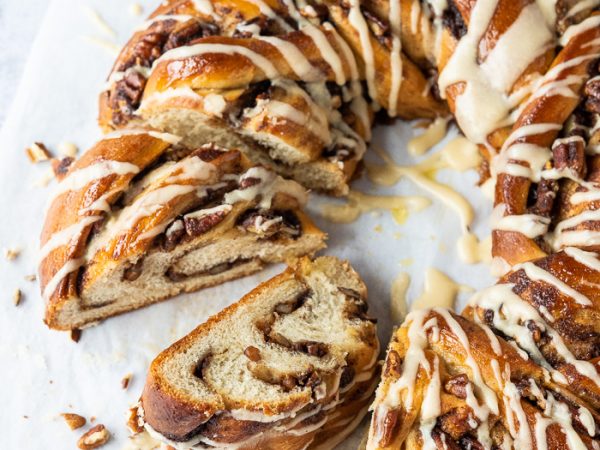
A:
[391,272,410,324]
[365,137,488,264]
[410,268,473,312]
[320,190,430,224]
[407,116,450,156]
[391,268,472,324]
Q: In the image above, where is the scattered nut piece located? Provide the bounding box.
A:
[77,424,110,449]
[57,141,79,158]
[13,289,22,306]
[70,329,82,343]
[51,157,74,179]
[24,274,36,282]
[61,413,86,430]
[26,142,52,163]
[121,373,133,390]
[90,416,96,423]
[4,247,20,260]
[126,407,143,434]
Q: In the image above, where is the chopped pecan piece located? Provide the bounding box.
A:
[51,157,74,179]
[444,374,469,399]
[126,407,144,434]
[77,424,110,449]
[164,20,219,51]
[293,341,328,357]
[184,208,230,237]
[376,407,399,447]
[70,328,82,343]
[244,346,261,362]
[439,407,477,439]
[384,350,402,378]
[26,142,52,163]
[584,76,600,113]
[61,413,86,430]
[552,137,586,178]
[121,373,133,390]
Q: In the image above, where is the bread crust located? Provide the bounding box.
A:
[40,132,326,330]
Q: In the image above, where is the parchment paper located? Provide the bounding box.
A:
[0,0,495,448]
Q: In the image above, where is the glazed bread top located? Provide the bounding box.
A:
[368,308,599,449]
[99,0,446,130]
[39,129,315,329]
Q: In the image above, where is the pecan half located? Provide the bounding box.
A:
[184,209,229,237]
[77,424,110,449]
[61,413,86,430]
[444,374,469,399]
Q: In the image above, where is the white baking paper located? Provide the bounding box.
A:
[0,0,495,448]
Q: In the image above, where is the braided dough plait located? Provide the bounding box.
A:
[99,0,447,195]
[131,256,379,449]
[39,129,325,330]
[368,308,600,449]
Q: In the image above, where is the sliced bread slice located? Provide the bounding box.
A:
[131,256,380,449]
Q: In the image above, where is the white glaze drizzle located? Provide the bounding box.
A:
[470,284,600,386]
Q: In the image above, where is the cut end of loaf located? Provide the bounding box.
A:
[135,256,379,448]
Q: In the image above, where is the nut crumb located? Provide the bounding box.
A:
[26,142,52,163]
[13,289,22,306]
[121,373,133,390]
[24,274,36,282]
[70,329,82,343]
[77,424,110,449]
[4,247,20,260]
[90,416,96,423]
[61,413,86,430]
[58,141,78,158]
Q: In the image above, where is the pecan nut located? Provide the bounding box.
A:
[77,424,110,449]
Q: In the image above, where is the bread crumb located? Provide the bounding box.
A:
[90,416,96,423]
[13,289,22,306]
[58,141,78,158]
[24,274,36,282]
[61,413,86,430]
[373,224,382,233]
[4,247,20,260]
[26,142,52,163]
[121,373,133,390]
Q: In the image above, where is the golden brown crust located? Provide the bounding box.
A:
[41,132,172,326]
[493,15,600,266]
[40,130,326,330]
